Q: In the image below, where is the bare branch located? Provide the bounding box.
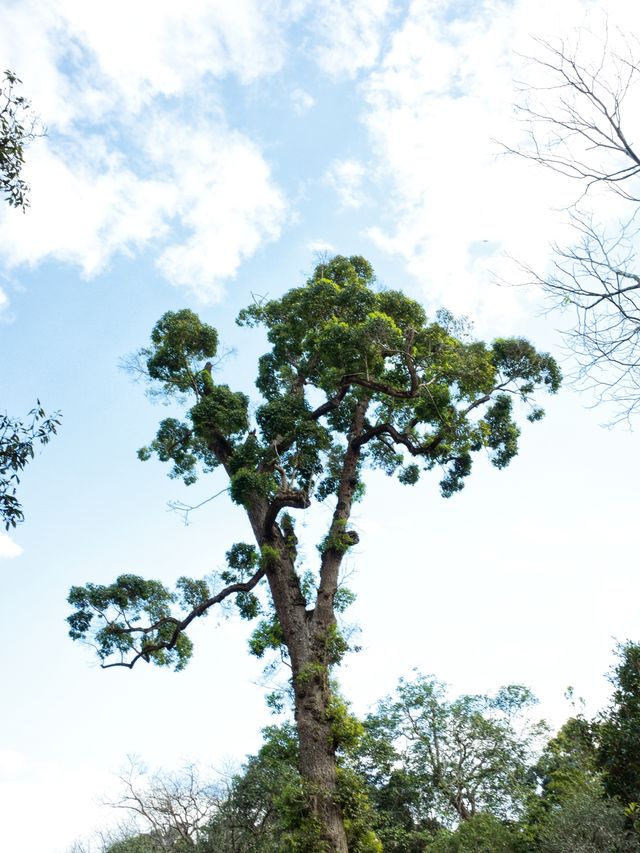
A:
[503,27,640,420]
[167,487,230,526]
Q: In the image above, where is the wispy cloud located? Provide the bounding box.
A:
[0,533,23,560]
[307,239,335,255]
[150,118,286,302]
[0,0,289,301]
[291,87,316,115]
[325,159,367,209]
[308,0,393,78]
[358,0,630,323]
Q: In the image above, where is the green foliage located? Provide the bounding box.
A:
[598,641,640,806]
[536,779,639,853]
[333,586,356,613]
[67,575,194,670]
[235,591,261,620]
[295,661,327,689]
[0,70,41,209]
[360,676,543,828]
[481,394,520,469]
[259,544,279,569]
[234,254,560,499]
[0,401,61,529]
[318,520,358,556]
[532,716,598,807]
[106,835,161,853]
[229,466,276,506]
[249,613,284,658]
[398,463,420,485]
[337,766,384,853]
[145,310,219,395]
[327,693,365,752]
[190,386,249,440]
[222,542,259,580]
[220,543,265,620]
[491,338,561,395]
[205,724,303,852]
[323,623,350,666]
[426,813,524,853]
[138,417,204,485]
[176,576,210,610]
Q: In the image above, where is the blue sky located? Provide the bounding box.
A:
[2,1,640,850]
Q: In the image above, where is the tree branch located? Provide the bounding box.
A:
[100,567,267,669]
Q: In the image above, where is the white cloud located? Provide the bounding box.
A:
[307,239,335,255]
[0,0,289,125]
[359,0,640,323]
[309,0,393,78]
[291,87,316,115]
[325,159,367,208]
[0,533,23,560]
[0,140,171,277]
[150,120,286,302]
[0,1,289,300]
[0,116,286,302]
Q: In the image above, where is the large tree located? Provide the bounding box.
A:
[358,677,544,832]
[67,256,560,851]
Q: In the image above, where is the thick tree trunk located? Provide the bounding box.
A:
[292,647,349,853]
[241,403,369,852]
[245,503,348,851]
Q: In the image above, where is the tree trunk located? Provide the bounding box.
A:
[292,646,349,853]
[242,442,360,851]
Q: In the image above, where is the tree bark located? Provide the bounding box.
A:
[269,550,348,851]
[242,499,348,851]
[238,401,371,852]
[292,643,348,853]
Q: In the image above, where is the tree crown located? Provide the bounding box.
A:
[67,256,560,670]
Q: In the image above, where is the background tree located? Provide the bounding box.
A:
[531,714,599,809]
[353,713,436,853]
[597,641,640,807]
[101,757,223,852]
[64,646,640,853]
[105,835,163,853]
[205,724,300,853]
[0,69,40,209]
[425,813,525,853]
[357,676,544,836]
[510,32,640,419]
[536,780,639,853]
[0,402,60,529]
[522,661,640,852]
[67,256,560,852]
[0,75,58,531]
